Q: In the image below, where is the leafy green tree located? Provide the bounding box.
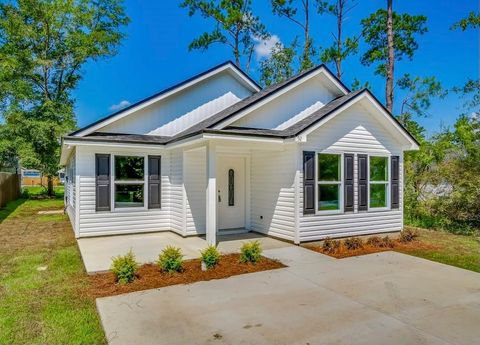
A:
[397,74,446,125]
[350,78,371,91]
[451,11,480,31]
[259,39,298,87]
[180,0,268,71]
[270,0,318,71]
[451,12,479,125]
[429,116,480,234]
[453,79,480,118]
[360,7,427,112]
[395,74,446,226]
[0,0,129,195]
[318,0,358,79]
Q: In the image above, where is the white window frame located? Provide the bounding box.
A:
[315,151,344,215]
[367,154,391,212]
[111,154,148,211]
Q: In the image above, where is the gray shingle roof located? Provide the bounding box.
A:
[63,89,367,145]
[171,64,334,140]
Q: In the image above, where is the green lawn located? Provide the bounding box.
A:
[0,197,478,344]
[22,185,65,198]
[396,227,480,273]
[0,198,105,345]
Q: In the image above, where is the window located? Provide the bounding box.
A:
[369,156,388,208]
[228,169,234,206]
[317,153,341,211]
[114,156,145,208]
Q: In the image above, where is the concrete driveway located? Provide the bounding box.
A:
[96,246,480,345]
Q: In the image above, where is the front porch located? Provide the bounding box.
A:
[77,231,292,274]
[183,139,298,246]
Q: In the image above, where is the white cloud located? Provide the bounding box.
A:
[253,35,281,59]
[109,100,131,112]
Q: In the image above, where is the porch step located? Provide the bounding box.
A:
[218,228,250,235]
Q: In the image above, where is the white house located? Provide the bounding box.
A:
[60,61,419,245]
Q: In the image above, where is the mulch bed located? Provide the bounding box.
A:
[304,241,440,259]
[87,254,285,298]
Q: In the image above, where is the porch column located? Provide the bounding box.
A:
[206,142,217,245]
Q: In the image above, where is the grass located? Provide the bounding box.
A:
[22,185,65,198]
[0,197,105,345]
[396,227,480,273]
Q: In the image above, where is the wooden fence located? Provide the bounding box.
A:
[0,173,21,208]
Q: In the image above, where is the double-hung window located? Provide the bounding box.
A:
[317,153,342,212]
[369,156,389,209]
[114,156,145,208]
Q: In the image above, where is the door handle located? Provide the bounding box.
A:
[218,195,221,202]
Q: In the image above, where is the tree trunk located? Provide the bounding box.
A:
[301,0,310,70]
[386,0,394,112]
[47,176,54,197]
[335,0,344,79]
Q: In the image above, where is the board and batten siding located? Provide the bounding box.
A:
[97,72,253,136]
[75,145,174,237]
[299,102,404,242]
[230,76,337,130]
[184,148,207,235]
[250,146,297,241]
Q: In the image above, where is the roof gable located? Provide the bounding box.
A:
[71,61,260,137]
[211,64,350,130]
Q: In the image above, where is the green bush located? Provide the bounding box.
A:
[200,245,220,269]
[110,250,138,284]
[240,240,262,264]
[157,246,183,273]
[366,236,382,247]
[322,237,341,254]
[343,237,364,250]
[399,228,418,243]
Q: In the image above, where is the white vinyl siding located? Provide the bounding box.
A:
[65,151,76,232]
[184,148,206,235]
[75,145,173,237]
[299,102,404,241]
[169,150,184,235]
[250,146,296,241]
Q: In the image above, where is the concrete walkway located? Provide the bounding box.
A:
[96,246,480,345]
[78,231,290,273]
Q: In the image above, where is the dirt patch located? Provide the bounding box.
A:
[304,240,440,259]
[86,254,286,298]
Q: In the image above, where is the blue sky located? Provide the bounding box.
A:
[74,0,479,135]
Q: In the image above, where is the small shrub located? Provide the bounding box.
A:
[379,236,395,248]
[157,246,183,273]
[110,250,138,284]
[200,245,220,269]
[366,236,382,247]
[322,238,341,254]
[399,228,418,243]
[343,237,364,250]
[240,240,262,264]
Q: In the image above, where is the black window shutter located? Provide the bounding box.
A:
[344,154,354,212]
[303,151,316,214]
[358,154,368,211]
[95,154,111,212]
[148,155,162,209]
[391,156,400,209]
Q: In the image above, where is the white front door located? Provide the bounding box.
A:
[217,156,246,230]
